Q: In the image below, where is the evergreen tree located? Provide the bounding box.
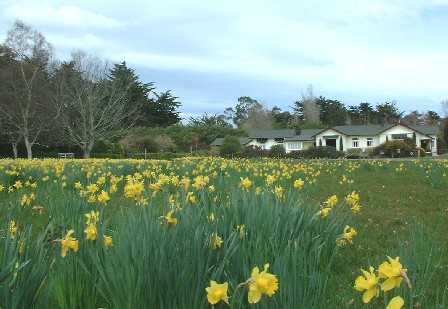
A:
[316,96,347,126]
[145,91,181,127]
[108,61,155,126]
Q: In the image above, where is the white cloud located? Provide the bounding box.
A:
[1,0,447,112]
[47,33,107,50]
[3,2,124,29]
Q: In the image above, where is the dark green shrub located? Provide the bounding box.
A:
[270,144,286,158]
[133,136,160,153]
[301,146,343,159]
[286,150,304,159]
[91,153,124,159]
[345,148,369,159]
[219,136,242,157]
[373,140,415,157]
[242,145,266,158]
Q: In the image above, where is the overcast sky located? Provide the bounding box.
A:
[1,0,447,118]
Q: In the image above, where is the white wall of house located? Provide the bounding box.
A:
[283,140,314,153]
[246,139,314,153]
[315,129,352,151]
[380,125,437,154]
[315,125,437,155]
[242,125,438,155]
[247,138,279,150]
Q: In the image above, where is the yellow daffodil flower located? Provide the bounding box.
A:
[211,233,223,249]
[354,266,379,303]
[293,178,304,190]
[9,220,18,239]
[386,296,404,309]
[103,235,113,247]
[240,177,252,190]
[378,256,407,292]
[247,263,279,304]
[61,230,79,257]
[205,281,229,305]
[164,210,178,225]
[84,224,97,241]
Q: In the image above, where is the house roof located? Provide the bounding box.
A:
[285,129,323,141]
[320,124,439,137]
[248,129,296,139]
[210,137,250,147]
[406,124,439,136]
[330,124,394,136]
[210,124,439,146]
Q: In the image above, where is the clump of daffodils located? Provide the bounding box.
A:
[205,263,279,306]
[345,191,362,213]
[293,178,304,190]
[326,195,338,208]
[60,230,79,257]
[273,186,285,199]
[9,220,18,239]
[210,233,223,250]
[239,177,252,190]
[124,176,147,205]
[163,210,178,226]
[336,225,357,246]
[97,190,110,204]
[84,210,99,241]
[316,195,339,218]
[20,193,36,207]
[354,256,409,308]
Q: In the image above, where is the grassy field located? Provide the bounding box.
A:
[0,158,447,308]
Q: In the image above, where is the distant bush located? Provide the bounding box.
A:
[127,152,186,160]
[269,144,286,158]
[286,150,304,159]
[345,148,369,159]
[120,135,160,153]
[219,136,242,157]
[242,145,266,158]
[153,135,176,152]
[373,140,416,157]
[90,153,124,159]
[301,146,343,159]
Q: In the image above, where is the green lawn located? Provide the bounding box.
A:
[0,158,447,308]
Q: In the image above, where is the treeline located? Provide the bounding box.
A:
[0,21,181,158]
[220,86,443,130]
[1,21,447,159]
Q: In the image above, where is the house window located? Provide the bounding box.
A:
[256,138,267,143]
[274,138,284,143]
[392,134,408,140]
[367,137,373,147]
[287,142,301,150]
[352,137,359,148]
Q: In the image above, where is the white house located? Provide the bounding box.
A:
[315,124,438,155]
[211,124,439,155]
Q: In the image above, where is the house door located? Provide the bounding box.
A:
[326,138,337,148]
[420,139,431,152]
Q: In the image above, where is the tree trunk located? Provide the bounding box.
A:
[82,140,94,159]
[24,137,33,159]
[11,143,18,159]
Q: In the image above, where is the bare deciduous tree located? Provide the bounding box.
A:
[301,85,320,124]
[55,51,140,158]
[0,21,54,159]
[241,102,273,130]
